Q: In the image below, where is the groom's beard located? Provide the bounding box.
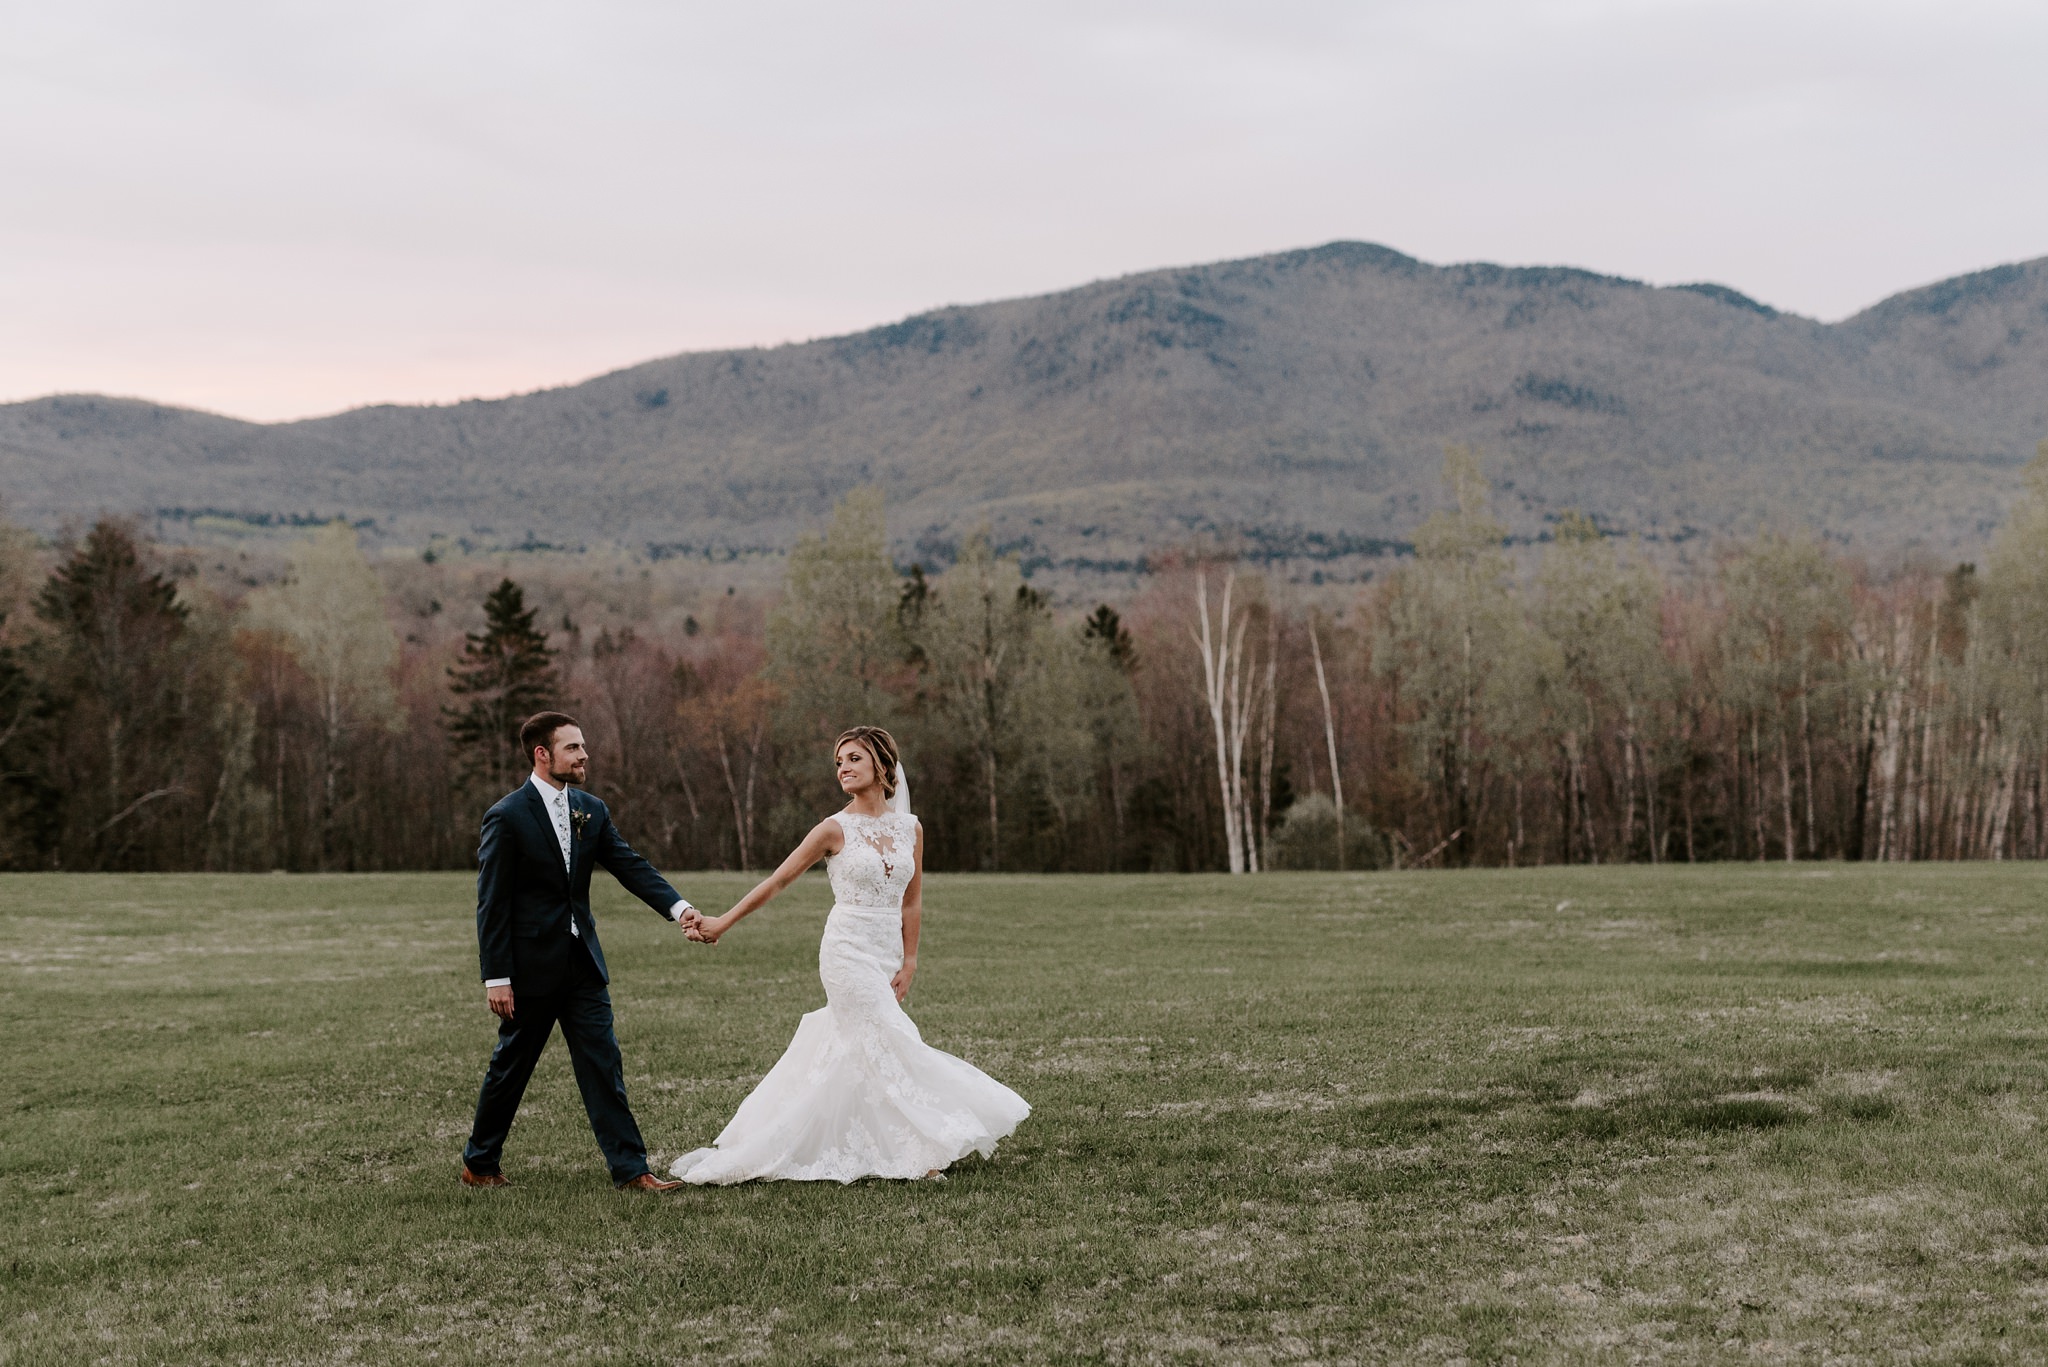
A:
[550,762,586,787]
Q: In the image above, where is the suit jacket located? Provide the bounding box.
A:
[475,781,681,994]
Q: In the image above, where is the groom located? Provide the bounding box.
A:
[460,710,698,1192]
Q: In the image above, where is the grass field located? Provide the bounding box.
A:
[6,866,2048,1364]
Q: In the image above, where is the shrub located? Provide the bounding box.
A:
[1268,793,1388,870]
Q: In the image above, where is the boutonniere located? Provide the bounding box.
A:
[570,808,592,839]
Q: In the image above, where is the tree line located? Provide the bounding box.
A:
[4,447,2046,874]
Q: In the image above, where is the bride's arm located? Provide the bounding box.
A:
[890,822,924,1002]
[694,820,842,944]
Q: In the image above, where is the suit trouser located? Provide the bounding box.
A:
[463,972,650,1183]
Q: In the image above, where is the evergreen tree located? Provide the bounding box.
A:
[0,628,51,866]
[33,520,195,867]
[1083,604,1136,671]
[445,579,560,794]
[1071,603,1143,865]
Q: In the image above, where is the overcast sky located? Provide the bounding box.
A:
[4,0,2043,421]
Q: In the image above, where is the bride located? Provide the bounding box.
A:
[670,726,1030,1184]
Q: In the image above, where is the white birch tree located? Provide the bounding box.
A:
[1190,568,1266,874]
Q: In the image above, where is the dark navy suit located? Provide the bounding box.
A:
[462,780,682,1183]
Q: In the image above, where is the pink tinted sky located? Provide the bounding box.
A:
[4,0,2044,422]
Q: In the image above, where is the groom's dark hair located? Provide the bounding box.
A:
[520,710,580,760]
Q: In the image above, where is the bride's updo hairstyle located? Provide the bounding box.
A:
[833,726,900,800]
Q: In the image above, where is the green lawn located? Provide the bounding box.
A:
[5,866,2048,1364]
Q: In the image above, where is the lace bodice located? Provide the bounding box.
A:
[826,811,918,908]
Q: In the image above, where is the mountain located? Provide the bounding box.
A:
[3,242,2043,578]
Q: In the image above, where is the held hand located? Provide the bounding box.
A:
[890,958,916,1003]
[690,913,731,945]
[486,984,515,1021]
[676,907,703,935]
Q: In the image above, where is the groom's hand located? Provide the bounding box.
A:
[486,984,515,1021]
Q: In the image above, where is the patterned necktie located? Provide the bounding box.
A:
[551,791,579,937]
[550,792,573,871]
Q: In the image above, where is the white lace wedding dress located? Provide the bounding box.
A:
[669,811,1030,1184]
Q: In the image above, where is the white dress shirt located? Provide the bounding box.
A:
[483,774,693,989]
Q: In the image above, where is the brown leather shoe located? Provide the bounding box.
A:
[616,1173,685,1192]
[460,1164,511,1188]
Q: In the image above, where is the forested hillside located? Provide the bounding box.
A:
[2,244,2043,584]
